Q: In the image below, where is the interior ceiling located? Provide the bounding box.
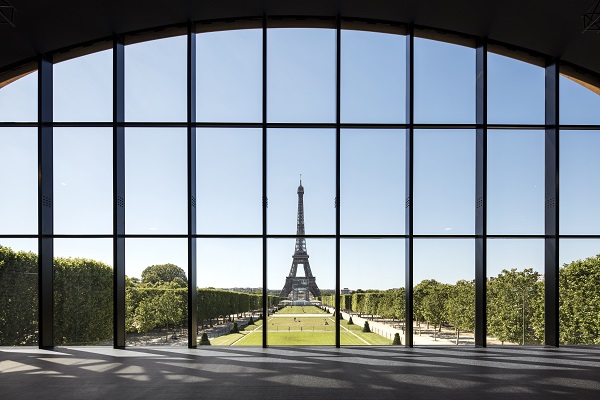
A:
[1,0,599,76]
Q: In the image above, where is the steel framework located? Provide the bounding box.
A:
[0,16,582,349]
[279,179,321,299]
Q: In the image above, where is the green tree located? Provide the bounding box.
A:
[0,245,38,345]
[559,255,600,344]
[445,280,475,345]
[363,321,371,333]
[53,257,113,345]
[141,264,187,288]
[422,283,449,341]
[155,284,185,340]
[199,332,211,345]
[414,279,439,329]
[351,293,366,316]
[487,268,543,345]
[134,298,158,342]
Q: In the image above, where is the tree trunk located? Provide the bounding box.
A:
[433,324,437,341]
[456,329,460,345]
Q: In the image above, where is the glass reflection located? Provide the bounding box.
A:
[0,128,37,234]
[341,129,405,235]
[414,38,475,123]
[267,239,335,346]
[268,28,335,123]
[196,29,262,122]
[414,130,475,235]
[413,239,475,346]
[125,239,188,346]
[0,239,38,346]
[197,239,262,346]
[340,239,405,346]
[54,239,113,346]
[341,30,406,123]
[487,239,544,345]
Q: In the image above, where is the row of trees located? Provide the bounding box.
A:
[0,246,280,345]
[3,243,600,345]
[323,258,600,345]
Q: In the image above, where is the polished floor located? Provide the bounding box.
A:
[1,346,600,399]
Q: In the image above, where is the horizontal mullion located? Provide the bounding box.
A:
[559,125,600,130]
[0,122,38,127]
[5,234,600,239]
[6,122,600,130]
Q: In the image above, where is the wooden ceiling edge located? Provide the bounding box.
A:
[0,63,37,90]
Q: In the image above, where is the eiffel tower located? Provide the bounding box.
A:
[280,177,321,298]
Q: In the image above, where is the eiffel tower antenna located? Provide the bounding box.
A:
[280,178,321,298]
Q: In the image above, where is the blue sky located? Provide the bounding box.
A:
[1,28,600,290]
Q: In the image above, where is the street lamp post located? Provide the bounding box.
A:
[514,287,535,345]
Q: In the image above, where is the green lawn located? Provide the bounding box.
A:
[341,319,392,345]
[203,319,263,346]
[274,305,328,314]
[205,314,394,346]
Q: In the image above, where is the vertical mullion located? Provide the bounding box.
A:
[38,55,53,349]
[187,23,198,348]
[475,39,487,347]
[113,37,126,348]
[335,16,341,349]
[544,59,559,347]
[404,25,414,348]
[262,14,268,349]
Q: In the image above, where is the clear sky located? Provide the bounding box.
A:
[1,28,600,290]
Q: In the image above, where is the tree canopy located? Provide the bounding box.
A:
[141,263,187,287]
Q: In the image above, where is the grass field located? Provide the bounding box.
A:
[207,309,393,346]
[275,305,328,314]
[209,320,263,346]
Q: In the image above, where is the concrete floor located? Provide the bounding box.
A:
[2,346,600,399]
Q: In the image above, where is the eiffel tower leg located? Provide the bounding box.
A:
[308,277,321,298]
[280,277,294,298]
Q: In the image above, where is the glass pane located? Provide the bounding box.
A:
[267,239,334,346]
[413,239,474,345]
[197,129,261,234]
[267,28,335,123]
[414,38,475,124]
[54,128,112,234]
[125,239,188,346]
[560,75,600,125]
[487,239,544,345]
[0,72,37,122]
[54,50,112,122]
[125,36,187,122]
[341,30,406,123]
[560,131,600,234]
[197,239,262,347]
[414,130,475,235]
[125,128,187,234]
[559,239,600,345]
[267,129,335,235]
[487,130,544,234]
[0,128,37,234]
[340,239,405,346]
[197,29,262,122]
[54,239,113,346]
[341,129,405,234]
[0,239,38,345]
[487,53,544,124]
